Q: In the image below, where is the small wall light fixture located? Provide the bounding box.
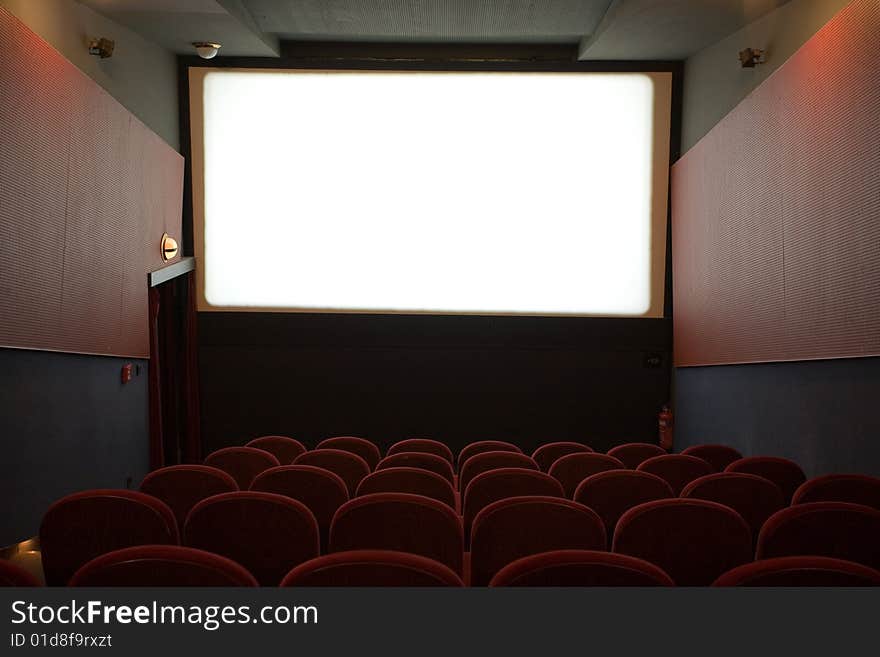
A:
[161,233,179,261]
[193,42,222,59]
[88,37,115,58]
[738,47,765,68]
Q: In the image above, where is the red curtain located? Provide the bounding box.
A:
[148,286,164,470]
[148,271,201,470]
[181,272,202,463]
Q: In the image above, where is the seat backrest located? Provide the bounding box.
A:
[463,468,564,542]
[184,491,320,586]
[549,453,625,498]
[329,493,463,576]
[607,443,666,469]
[250,465,349,551]
[756,502,880,570]
[387,439,454,465]
[246,436,307,465]
[357,467,456,510]
[531,442,593,472]
[681,444,743,472]
[612,498,753,586]
[0,560,41,587]
[490,549,674,587]
[69,545,258,587]
[792,474,880,510]
[40,489,178,586]
[457,441,522,471]
[470,496,606,586]
[203,447,280,490]
[459,451,539,493]
[725,456,806,503]
[376,452,454,484]
[317,436,381,470]
[681,472,785,539]
[281,550,464,587]
[293,449,371,496]
[573,470,674,538]
[713,556,880,587]
[140,465,238,531]
[637,454,714,495]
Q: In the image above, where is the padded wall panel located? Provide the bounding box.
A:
[672,0,880,366]
[0,8,183,358]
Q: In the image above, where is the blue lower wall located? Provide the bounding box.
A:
[0,348,150,546]
[674,356,880,478]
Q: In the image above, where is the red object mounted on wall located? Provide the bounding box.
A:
[658,405,673,452]
[121,363,133,384]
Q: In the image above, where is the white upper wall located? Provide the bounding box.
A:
[0,0,178,150]
[681,0,851,153]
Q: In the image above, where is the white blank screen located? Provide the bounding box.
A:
[195,69,669,316]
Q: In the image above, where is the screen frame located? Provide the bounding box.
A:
[178,49,683,320]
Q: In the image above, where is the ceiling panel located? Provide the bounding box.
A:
[79,0,797,59]
[82,0,225,13]
[245,0,613,43]
[580,0,793,60]
[79,0,279,56]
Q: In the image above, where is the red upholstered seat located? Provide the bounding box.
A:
[140,465,238,532]
[612,498,753,586]
[463,468,564,542]
[531,442,593,472]
[549,453,625,498]
[725,456,806,503]
[246,436,307,465]
[294,449,371,496]
[0,560,41,587]
[387,439,454,466]
[459,451,538,493]
[317,436,381,470]
[357,467,456,510]
[250,465,349,550]
[70,545,258,587]
[756,502,880,570]
[681,472,785,540]
[573,470,674,538]
[681,444,743,472]
[204,446,280,490]
[714,556,880,587]
[457,441,522,471]
[607,443,666,469]
[376,452,454,484]
[281,550,464,587]
[490,550,674,587]
[792,474,880,510]
[470,496,606,586]
[184,491,319,586]
[40,489,178,586]
[637,454,714,495]
[329,493,463,576]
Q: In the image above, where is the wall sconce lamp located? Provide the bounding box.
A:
[88,37,115,59]
[739,48,765,68]
[161,233,179,261]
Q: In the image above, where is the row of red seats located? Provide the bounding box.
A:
[8,546,879,588]
[27,490,880,587]
[142,456,879,553]
[23,437,880,586]
[201,436,807,498]
[194,436,876,543]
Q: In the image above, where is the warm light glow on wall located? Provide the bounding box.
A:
[192,68,671,316]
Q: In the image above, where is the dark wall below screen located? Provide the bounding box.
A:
[198,313,671,456]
